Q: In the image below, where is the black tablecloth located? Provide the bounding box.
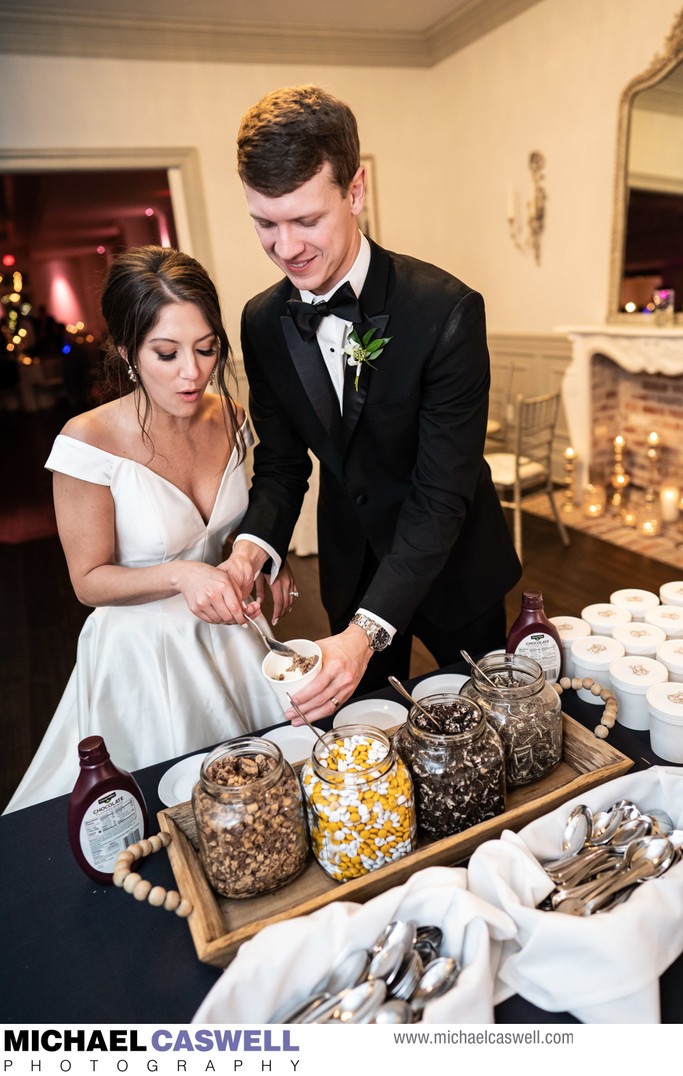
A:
[1,663,681,1024]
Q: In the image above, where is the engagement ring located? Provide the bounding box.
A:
[289,590,299,598]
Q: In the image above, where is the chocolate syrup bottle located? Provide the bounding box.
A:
[68,736,149,884]
[506,589,563,682]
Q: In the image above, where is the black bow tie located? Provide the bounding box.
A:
[287,280,362,341]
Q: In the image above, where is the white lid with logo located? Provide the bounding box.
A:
[609,589,660,621]
[656,639,683,678]
[660,581,683,607]
[644,605,683,638]
[609,655,668,694]
[646,681,683,723]
[571,635,624,671]
[580,604,631,636]
[549,616,591,641]
[612,622,666,655]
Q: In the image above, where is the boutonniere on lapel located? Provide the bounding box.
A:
[343,327,392,391]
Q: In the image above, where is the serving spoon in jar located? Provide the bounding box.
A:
[387,676,442,731]
[286,692,327,745]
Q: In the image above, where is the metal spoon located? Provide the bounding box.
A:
[387,676,442,730]
[286,692,327,744]
[242,611,298,656]
[460,649,500,688]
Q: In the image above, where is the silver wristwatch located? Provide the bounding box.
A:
[349,612,391,652]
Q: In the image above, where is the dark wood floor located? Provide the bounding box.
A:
[2,406,680,812]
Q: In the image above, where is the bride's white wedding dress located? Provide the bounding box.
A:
[5,420,286,813]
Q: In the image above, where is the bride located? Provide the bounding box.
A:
[6,246,295,812]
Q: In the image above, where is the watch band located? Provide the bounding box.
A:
[349,612,391,652]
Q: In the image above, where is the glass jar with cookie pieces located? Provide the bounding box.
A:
[192,737,309,899]
[393,695,505,840]
[299,725,417,882]
[460,652,562,786]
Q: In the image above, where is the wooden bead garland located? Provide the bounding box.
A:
[551,676,618,740]
[113,831,192,917]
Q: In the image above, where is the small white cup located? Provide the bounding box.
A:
[609,588,660,622]
[644,605,683,639]
[571,635,625,704]
[612,622,666,659]
[609,655,668,731]
[659,581,683,607]
[581,603,631,637]
[550,616,591,679]
[262,639,323,710]
[656,639,683,681]
[647,681,683,763]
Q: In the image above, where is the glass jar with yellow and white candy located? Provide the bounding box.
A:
[300,724,416,882]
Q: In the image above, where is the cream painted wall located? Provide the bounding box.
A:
[1,0,680,344]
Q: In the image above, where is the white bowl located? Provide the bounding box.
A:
[412,673,469,701]
[609,655,668,731]
[261,639,323,709]
[647,681,683,763]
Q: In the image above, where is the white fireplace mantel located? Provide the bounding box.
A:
[559,324,683,491]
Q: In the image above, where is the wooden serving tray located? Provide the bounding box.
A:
[158,714,632,967]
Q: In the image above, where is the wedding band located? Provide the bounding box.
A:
[330,696,340,708]
[289,590,299,598]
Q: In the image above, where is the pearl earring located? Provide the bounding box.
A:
[127,364,137,384]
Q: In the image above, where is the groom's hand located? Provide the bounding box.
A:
[284,626,373,724]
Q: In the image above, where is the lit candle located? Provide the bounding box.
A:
[614,435,625,449]
[564,446,575,460]
[660,484,680,523]
[647,431,660,447]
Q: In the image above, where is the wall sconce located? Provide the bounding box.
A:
[507,151,547,266]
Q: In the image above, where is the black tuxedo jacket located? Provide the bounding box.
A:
[240,239,521,634]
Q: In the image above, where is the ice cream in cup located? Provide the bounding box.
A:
[261,639,323,710]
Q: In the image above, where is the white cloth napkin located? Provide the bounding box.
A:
[467,765,683,1023]
[193,865,516,1024]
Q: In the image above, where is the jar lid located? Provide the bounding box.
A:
[571,634,624,669]
[580,603,631,635]
[656,639,683,673]
[660,581,683,607]
[609,589,660,616]
[646,681,683,724]
[644,605,683,637]
[612,622,667,654]
[549,615,591,640]
[609,655,668,693]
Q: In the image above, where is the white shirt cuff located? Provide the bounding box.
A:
[233,533,282,583]
[357,608,397,641]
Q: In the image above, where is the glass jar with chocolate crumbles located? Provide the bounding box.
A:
[393,694,506,840]
[192,737,309,899]
[460,652,562,786]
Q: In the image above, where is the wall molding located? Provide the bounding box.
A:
[0,0,544,68]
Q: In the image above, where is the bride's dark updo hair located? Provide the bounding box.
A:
[100,245,244,458]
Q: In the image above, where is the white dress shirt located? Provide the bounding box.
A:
[237,231,395,639]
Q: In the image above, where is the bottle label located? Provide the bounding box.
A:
[514,633,561,681]
[78,789,145,873]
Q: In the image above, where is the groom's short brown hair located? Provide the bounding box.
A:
[237,85,360,197]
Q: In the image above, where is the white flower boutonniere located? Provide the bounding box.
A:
[343,327,392,391]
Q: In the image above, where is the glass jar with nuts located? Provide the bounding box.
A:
[192,737,309,899]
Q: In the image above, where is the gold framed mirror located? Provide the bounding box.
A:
[608,7,683,322]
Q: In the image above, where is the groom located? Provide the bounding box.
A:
[227,85,521,723]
